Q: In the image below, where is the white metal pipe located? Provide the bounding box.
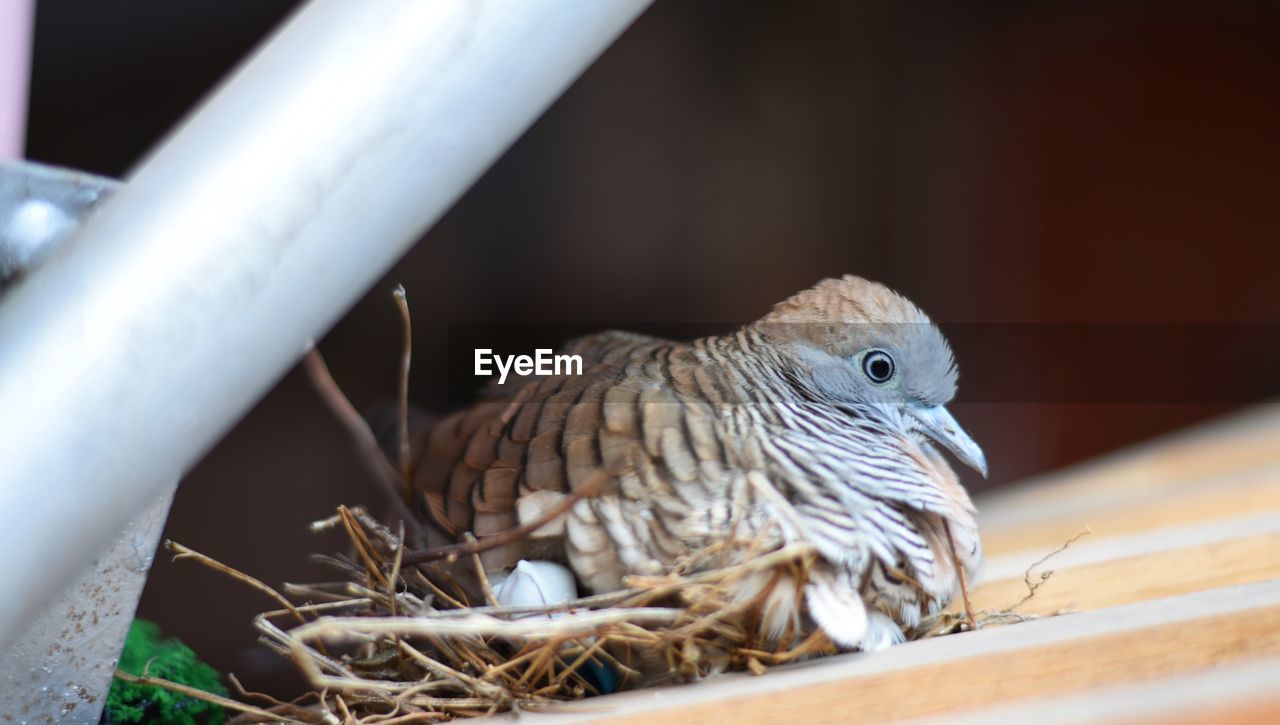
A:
[0,0,650,646]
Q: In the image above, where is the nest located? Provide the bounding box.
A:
[149,507,1090,723]
[160,505,849,723]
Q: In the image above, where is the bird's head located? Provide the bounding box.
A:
[754,275,987,477]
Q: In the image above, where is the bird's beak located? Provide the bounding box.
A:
[908,404,987,478]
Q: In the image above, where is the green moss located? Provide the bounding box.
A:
[104,619,227,724]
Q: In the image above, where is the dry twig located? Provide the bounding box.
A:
[944,522,977,630]
[115,669,292,722]
[392,284,414,502]
[302,344,424,548]
[1012,525,1093,610]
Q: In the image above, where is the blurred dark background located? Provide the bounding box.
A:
[25,0,1279,696]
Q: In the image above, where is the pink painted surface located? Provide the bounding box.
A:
[0,0,34,159]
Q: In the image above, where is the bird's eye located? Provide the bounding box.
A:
[862,350,895,383]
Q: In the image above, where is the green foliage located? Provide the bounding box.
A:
[104,618,227,724]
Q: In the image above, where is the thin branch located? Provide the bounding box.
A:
[397,640,510,702]
[290,608,684,643]
[114,669,293,722]
[302,344,425,547]
[166,540,308,629]
[465,532,501,607]
[227,673,323,720]
[337,505,391,590]
[392,284,413,503]
[1012,525,1093,610]
[944,522,976,631]
[388,520,405,618]
[255,615,355,679]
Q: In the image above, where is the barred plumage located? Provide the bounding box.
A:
[411,275,985,649]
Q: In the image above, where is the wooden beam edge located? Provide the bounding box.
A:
[907,655,1280,725]
[496,578,1280,723]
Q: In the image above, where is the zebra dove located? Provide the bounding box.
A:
[412,275,985,650]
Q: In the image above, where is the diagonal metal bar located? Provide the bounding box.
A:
[0,0,651,649]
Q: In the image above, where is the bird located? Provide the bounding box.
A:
[408,275,985,650]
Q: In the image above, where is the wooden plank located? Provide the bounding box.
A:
[979,464,1280,556]
[980,510,1280,582]
[506,579,1280,724]
[1168,699,1280,725]
[966,513,1280,617]
[913,656,1280,724]
[978,404,1280,522]
[970,533,1280,616]
[606,607,1280,723]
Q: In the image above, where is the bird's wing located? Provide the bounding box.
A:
[409,329,712,575]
